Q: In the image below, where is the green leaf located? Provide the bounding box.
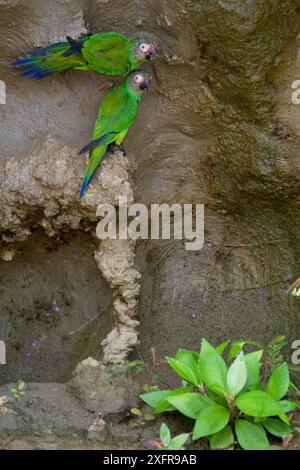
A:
[160,423,171,448]
[140,390,170,409]
[278,400,299,413]
[209,425,234,449]
[226,352,247,396]
[278,414,290,425]
[167,392,213,419]
[199,339,228,396]
[166,357,199,386]
[267,363,289,400]
[216,341,229,355]
[206,388,228,407]
[127,360,145,368]
[254,417,265,423]
[227,340,246,361]
[241,350,263,389]
[291,286,300,296]
[263,418,292,437]
[236,391,282,417]
[271,335,287,345]
[155,387,192,413]
[175,348,202,383]
[249,383,264,391]
[168,434,189,450]
[278,413,290,426]
[18,381,25,391]
[235,420,269,450]
[192,403,230,439]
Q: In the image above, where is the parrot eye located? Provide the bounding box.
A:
[139,43,148,52]
[134,74,142,82]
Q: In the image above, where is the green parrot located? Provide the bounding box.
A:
[11,32,157,79]
[79,70,152,198]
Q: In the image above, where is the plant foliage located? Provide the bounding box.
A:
[140,339,298,450]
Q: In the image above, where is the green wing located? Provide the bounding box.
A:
[93,84,140,141]
[81,32,131,76]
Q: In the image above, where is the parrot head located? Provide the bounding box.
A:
[132,36,157,62]
[128,71,152,94]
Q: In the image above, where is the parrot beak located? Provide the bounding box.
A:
[140,77,152,91]
[146,44,157,60]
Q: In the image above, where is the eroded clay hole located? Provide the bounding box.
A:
[0,232,113,384]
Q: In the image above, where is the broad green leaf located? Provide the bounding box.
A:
[175,349,202,384]
[166,357,199,386]
[199,339,228,395]
[192,403,230,439]
[254,417,265,423]
[209,425,234,449]
[267,363,289,400]
[241,350,263,389]
[278,414,290,425]
[140,390,170,409]
[226,352,247,396]
[227,340,246,361]
[167,392,213,419]
[263,418,292,437]
[216,341,229,355]
[168,434,189,449]
[236,391,282,417]
[249,383,264,391]
[155,387,192,413]
[235,420,269,450]
[160,423,171,448]
[206,388,228,407]
[278,400,299,413]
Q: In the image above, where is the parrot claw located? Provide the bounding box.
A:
[108,143,127,155]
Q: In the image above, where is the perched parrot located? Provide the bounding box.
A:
[79,70,152,198]
[11,32,157,79]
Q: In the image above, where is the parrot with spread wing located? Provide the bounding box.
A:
[11,32,157,79]
[79,70,152,198]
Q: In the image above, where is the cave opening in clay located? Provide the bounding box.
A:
[0,231,113,384]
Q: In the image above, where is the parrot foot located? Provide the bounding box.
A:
[108,143,127,156]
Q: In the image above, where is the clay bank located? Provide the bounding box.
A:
[0,0,300,450]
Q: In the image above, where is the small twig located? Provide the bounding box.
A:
[69,316,100,336]
[135,347,162,376]
[153,240,183,270]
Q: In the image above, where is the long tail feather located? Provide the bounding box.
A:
[11,41,84,79]
[80,145,107,198]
